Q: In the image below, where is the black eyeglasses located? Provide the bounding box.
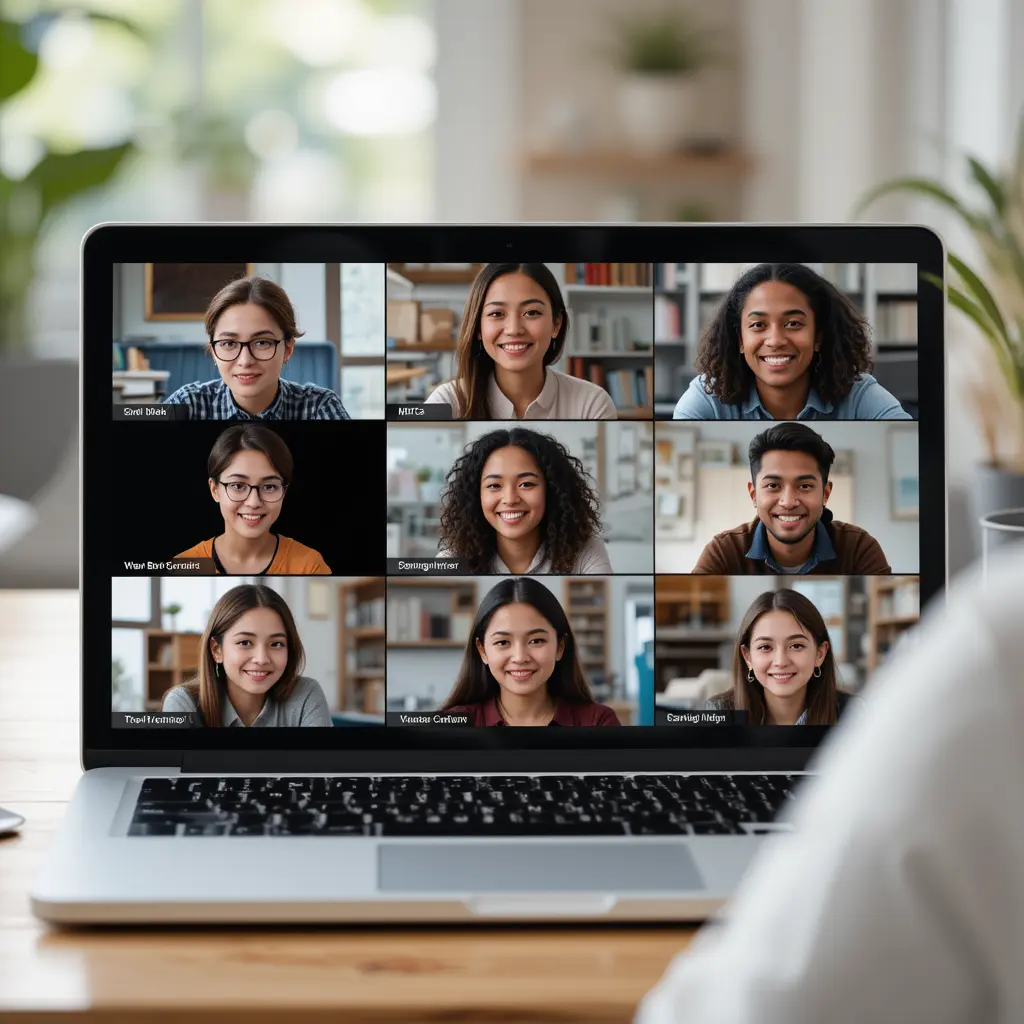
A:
[217,480,287,503]
[211,338,284,361]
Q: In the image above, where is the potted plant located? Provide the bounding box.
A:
[162,603,183,632]
[609,9,716,154]
[857,121,1024,523]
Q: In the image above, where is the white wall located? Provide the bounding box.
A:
[385,575,652,706]
[655,422,919,573]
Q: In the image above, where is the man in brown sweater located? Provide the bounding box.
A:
[693,423,891,575]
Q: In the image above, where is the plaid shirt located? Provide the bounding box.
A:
[163,378,350,420]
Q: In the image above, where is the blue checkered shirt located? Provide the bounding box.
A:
[163,378,350,420]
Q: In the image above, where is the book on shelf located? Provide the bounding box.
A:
[564,360,652,407]
[654,294,682,340]
[653,263,692,290]
[568,309,644,353]
[874,300,917,344]
[386,596,455,643]
[563,263,651,287]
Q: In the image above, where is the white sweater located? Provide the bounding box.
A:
[637,551,1024,1024]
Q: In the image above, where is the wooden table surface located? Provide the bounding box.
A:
[0,592,696,1022]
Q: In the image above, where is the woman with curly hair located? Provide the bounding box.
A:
[673,263,912,421]
[424,262,616,420]
[436,427,612,574]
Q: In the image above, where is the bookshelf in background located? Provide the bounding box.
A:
[562,263,654,418]
[867,575,920,672]
[338,578,386,715]
[563,578,609,689]
[386,579,476,648]
[144,631,201,711]
[653,576,733,691]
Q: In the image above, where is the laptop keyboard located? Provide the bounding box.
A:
[128,774,802,837]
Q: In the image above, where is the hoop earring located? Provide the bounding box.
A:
[813,666,822,678]
[747,668,755,683]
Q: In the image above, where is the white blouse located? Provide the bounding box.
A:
[426,368,617,420]
[438,535,613,574]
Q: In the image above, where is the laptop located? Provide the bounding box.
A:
[31,224,945,923]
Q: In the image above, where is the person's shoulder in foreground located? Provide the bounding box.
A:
[673,373,911,420]
[164,378,350,420]
[636,552,1024,1024]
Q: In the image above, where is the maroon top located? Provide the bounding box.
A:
[446,697,621,727]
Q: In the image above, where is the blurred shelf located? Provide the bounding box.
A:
[389,641,465,649]
[390,342,457,353]
[874,614,918,627]
[565,285,653,295]
[617,406,653,419]
[526,149,755,180]
[387,263,482,284]
[350,627,385,639]
[564,350,652,359]
[386,266,414,289]
[350,668,386,679]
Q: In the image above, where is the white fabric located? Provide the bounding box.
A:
[637,551,1024,1024]
[437,535,613,575]
[426,368,617,419]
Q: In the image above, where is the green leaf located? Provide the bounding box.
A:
[948,253,1010,345]
[0,20,38,101]
[853,176,981,228]
[967,156,1006,216]
[25,143,133,223]
[947,284,1021,397]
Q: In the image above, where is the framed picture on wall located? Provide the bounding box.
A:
[144,263,255,321]
[889,427,919,520]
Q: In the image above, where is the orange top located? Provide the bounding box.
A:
[175,535,330,575]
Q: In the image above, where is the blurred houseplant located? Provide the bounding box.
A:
[858,124,1024,516]
[0,15,136,351]
[609,9,716,154]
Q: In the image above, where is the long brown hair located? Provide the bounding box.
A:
[440,577,594,709]
[171,584,306,727]
[717,588,841,725]
[452,263,569,420]
[204,275,305,352]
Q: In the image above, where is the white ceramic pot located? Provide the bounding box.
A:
[617,73,697,153]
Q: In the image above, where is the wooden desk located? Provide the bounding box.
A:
[0,592,696,1022]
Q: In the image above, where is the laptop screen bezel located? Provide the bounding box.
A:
[83,223,946,769]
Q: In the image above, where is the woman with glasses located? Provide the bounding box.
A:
[163,275,349,420]
[175,424,331,574]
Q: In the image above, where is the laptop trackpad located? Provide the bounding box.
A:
[380,842,703,892]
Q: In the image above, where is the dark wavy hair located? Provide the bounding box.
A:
[451,263,569,419]
[748,422,835,487]
[710,589,842,726]
[438,428,602,573]
[694,263,873,406]
[440,577,595,709]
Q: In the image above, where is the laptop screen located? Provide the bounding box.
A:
[93,230,943,755]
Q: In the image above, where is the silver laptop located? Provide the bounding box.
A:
[32,224,944,923]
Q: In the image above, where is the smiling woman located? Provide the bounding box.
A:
[673,263,911,421]
[436,427,612,574]
[439,577,621,727]
[425,263,617,420]
[161,584,332,727]
[175,423,330,575]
